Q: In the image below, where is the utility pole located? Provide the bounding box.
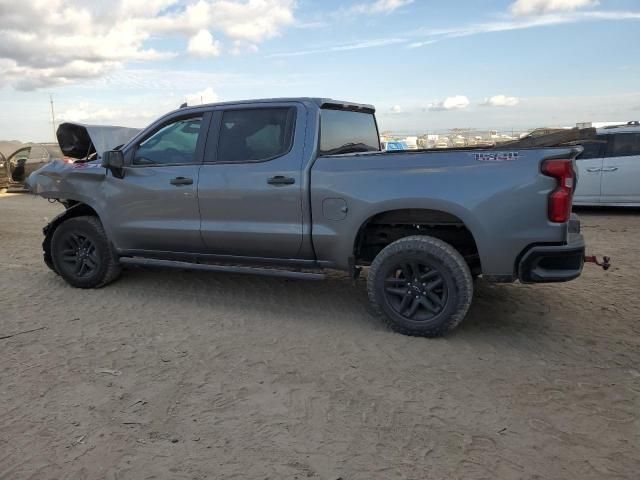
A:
[49,94,56,142]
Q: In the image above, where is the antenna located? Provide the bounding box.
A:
[49,94,57,141]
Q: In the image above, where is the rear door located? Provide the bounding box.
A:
[600,132,640,205]
[197,103,306,258]
[573,139,606,205]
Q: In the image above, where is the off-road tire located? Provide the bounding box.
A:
[50,215,121,288]
[367,235,473,337]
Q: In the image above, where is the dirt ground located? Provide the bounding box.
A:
[0,193,639,480]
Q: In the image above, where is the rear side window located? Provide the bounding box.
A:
[319,109,380,155]
[216,108,295,163]
[608,133,640,158]
[134,116,202,165]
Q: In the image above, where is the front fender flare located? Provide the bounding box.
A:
[42,202,109,269]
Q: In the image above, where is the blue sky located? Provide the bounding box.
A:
[1,0,639,141]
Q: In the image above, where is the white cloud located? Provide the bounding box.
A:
[185,87,219,105]
[389,105,403,114]
[481,95,520,107]
[187,30,221,58]
[351,0,414,14]
[429,95,470,111]
[268,37,406,57]
[58,101,162,125]
[407,10,640,49]
[0,0,296,90]
[510,0,598,16]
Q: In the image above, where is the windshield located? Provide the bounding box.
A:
[319,109,380,155]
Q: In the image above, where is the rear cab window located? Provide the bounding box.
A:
[319,108,380,156]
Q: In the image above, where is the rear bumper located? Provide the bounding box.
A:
[517,232,585,283]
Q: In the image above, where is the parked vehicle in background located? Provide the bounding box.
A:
[573,122,640,206]
[435,138,451,148]
[0,143,63,191]
[452,136,467,148]
[27,97,601,337]
[403,136,419,150]
[382,140,409,151]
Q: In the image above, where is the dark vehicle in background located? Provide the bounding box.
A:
[0,143,63,192]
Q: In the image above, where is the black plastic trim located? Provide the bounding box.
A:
[120,257,325,280]
[518,234,585,283]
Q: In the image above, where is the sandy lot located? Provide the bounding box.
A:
[1,193,639,480]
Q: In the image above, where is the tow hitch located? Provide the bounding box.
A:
[584,255,611,271]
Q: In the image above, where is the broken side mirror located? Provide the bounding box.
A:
[101,150,125,178]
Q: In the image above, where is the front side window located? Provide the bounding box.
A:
[608,133,640,158]
[577,140,606,160]
[9,147,30,163]
[216,108,295,163]
[133,116,202,165]
[319,109,380,155]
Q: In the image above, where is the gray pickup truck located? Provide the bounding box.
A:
[27,97,591,337]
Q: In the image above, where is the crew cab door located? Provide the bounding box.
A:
[600,132,640,204]
[104,113,210,252]
[197,103,306,258]
[573,139,605,205]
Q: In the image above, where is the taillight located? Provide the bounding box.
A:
[541,158,575,223]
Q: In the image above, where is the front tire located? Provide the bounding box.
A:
[367,235,473,337]
[50,216,121,288]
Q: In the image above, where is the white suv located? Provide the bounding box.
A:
[574,122,640,206]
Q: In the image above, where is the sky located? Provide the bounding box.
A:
[1,0,639,142]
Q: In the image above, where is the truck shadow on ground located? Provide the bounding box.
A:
[104,266,559,341]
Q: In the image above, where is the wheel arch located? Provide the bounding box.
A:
[352,206,484,273]
[43,202,107,265]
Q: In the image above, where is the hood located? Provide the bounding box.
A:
[56,122,141,160]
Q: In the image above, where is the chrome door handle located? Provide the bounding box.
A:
[602,167,619,172]
[586,168,602,172]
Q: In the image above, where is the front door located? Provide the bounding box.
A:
[600,132,640,205]
[197,104,306,259]
[104,114,208,253]
[573,140,605,205]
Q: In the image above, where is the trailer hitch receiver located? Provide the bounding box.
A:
[584,255,611,271]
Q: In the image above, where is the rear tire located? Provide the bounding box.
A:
[367,235,473,337]
[50,216,121,288]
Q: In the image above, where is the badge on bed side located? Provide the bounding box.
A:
[473,152,520,162]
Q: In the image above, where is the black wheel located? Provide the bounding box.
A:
[367,235,473,337]
[50,216,121,288]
